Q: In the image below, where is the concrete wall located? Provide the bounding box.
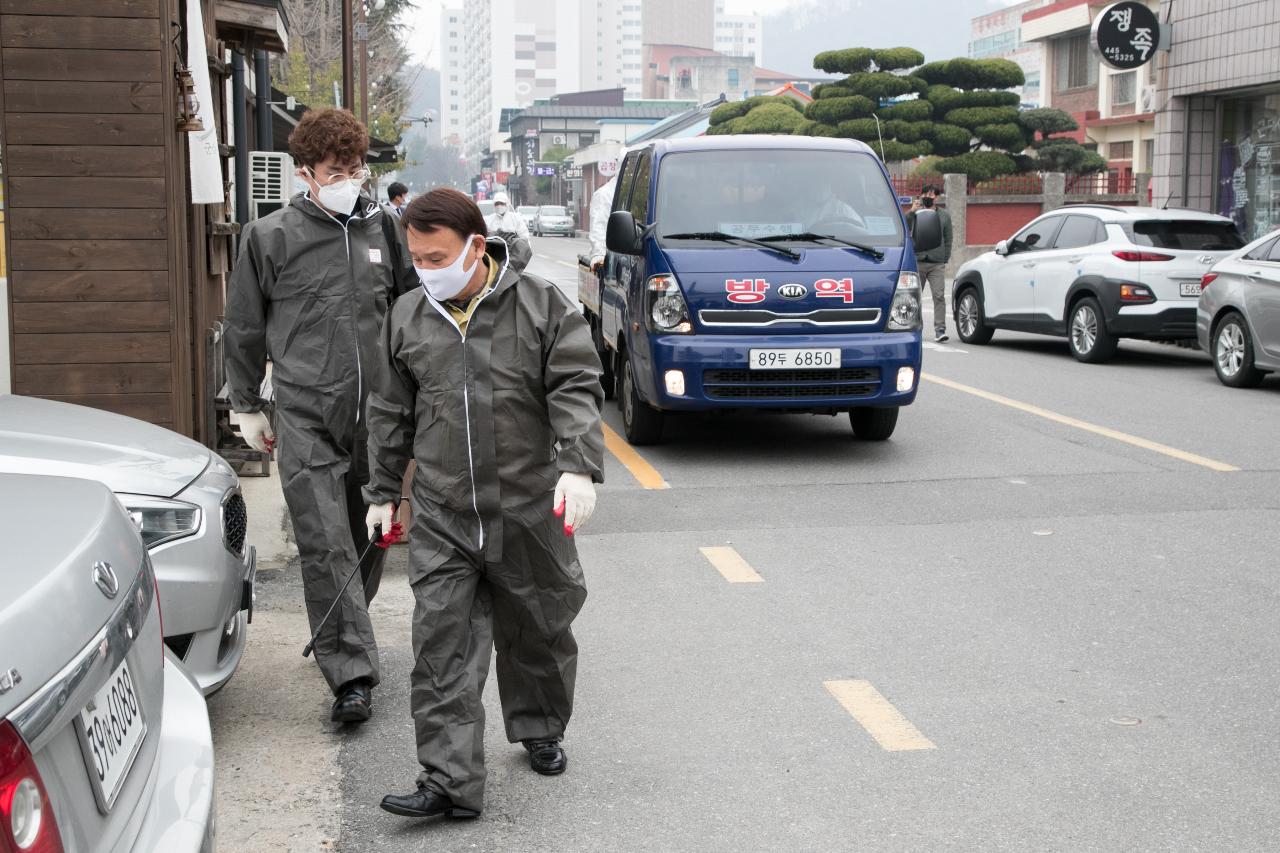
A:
[937,172,1146,277]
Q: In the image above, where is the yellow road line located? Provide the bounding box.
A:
[922,373,1239,473]
[698,546,764,583]
[824,680,936,752]
[602,423,670,489]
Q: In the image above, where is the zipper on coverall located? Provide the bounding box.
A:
[310,197,367,423]
[427,289,498,552]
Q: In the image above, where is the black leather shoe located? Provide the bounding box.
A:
[380,786,480,819]
[331,680,372,723]
[523,739,567,775]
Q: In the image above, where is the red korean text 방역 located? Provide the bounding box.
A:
[815,278,855,303]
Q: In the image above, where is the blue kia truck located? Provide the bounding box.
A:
[577,135,943,445]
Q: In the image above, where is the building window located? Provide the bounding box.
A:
[1143,138,1154,171]
[1218,92,1280,241]
[727,68,739,88]
[1054,33,1098,91]
[1111,71,1136,107]
[1108,140,1133,160]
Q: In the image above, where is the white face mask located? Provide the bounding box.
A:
[495,204,507,215]
[417,236,481,301]
[314,177,362,215]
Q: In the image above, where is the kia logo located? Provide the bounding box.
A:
[778,283,807,300]
[93,561,119,599]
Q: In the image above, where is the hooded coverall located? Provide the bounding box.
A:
[225,192,416,693]
[363,239,604,812]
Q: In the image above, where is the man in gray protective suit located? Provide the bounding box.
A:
[364,187,604,821]
[224,108,416,724]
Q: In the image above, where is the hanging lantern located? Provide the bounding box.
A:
[176,66,204,132]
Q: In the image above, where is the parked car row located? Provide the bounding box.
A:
[0,394,249,851]
[950,205,1279,388]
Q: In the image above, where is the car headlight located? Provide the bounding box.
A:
[647,274,693,333]
[118,495,202,549]
[887,271,922,332]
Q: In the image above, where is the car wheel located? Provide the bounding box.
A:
[1067,297,1118,363]
[1213,312,1265,388]
[621,351,664,445]
[849,406,898,440]
[955,287,994,345]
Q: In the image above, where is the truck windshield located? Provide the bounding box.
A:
[655,149,905,247]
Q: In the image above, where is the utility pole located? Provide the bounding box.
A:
[341,0,354,111]
[357,0,369,125]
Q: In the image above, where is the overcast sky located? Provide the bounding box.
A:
[407,0,1027,72]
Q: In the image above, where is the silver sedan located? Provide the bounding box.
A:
[1197,228,1280,387]
[0,395,255,695]
[0,473,215,852]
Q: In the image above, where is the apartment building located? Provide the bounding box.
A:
[968,0,1050,106]
[1022,0,1160,181]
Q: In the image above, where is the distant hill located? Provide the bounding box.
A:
[762,0,986,76]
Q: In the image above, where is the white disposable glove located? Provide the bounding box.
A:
[366,502,395,544]
[553,472,596,535]
[235,411,275,454]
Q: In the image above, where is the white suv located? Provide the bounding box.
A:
[951,206,1245,362]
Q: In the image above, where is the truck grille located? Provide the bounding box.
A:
[703,367,881,400]
[698,308,880,327]
[223,491,247,556]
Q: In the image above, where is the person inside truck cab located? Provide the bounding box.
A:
[808,181,866,230]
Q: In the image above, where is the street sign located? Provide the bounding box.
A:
[532,165,558,177]
[1091,1,1160,70]
[599,158,619,177]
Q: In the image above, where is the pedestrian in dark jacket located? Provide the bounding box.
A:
[365,188,604,821]
[224,108,416,725]
[907,184,954,342]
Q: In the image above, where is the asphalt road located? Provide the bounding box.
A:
[211,234,1280,852]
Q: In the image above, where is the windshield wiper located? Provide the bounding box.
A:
[760,232,885,261]
[662,231,802,260]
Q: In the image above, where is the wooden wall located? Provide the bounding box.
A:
[0,0,193,432]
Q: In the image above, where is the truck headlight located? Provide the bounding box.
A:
[119,495,202,549]
[887,271,922,332]
[646,274,693,333]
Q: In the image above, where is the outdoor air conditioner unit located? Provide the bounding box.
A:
[249,151,294,220]
[552,134,566,145]
[1140,86,1156,113]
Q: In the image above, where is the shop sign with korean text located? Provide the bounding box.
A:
[1091,1,1160,70]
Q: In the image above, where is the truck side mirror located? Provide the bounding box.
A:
[995,239,1009,256]
[911,208,943,254]
[606,210,644,256]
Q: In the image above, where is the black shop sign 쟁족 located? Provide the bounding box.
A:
[1091,1,1160,70]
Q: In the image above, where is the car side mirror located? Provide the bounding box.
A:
[995,239,1009,256]
[607,210,644,256]
[911,208,943,253]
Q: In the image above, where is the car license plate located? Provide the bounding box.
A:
[749,348,841,370]
[76,658,147,811]
[1180,282,1203,297]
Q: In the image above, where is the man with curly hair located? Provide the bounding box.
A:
[225,108,416,724]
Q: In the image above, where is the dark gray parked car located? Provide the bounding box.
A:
[1197,228,1280,387]
[0,473,215,852]
[0,395,254,695]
